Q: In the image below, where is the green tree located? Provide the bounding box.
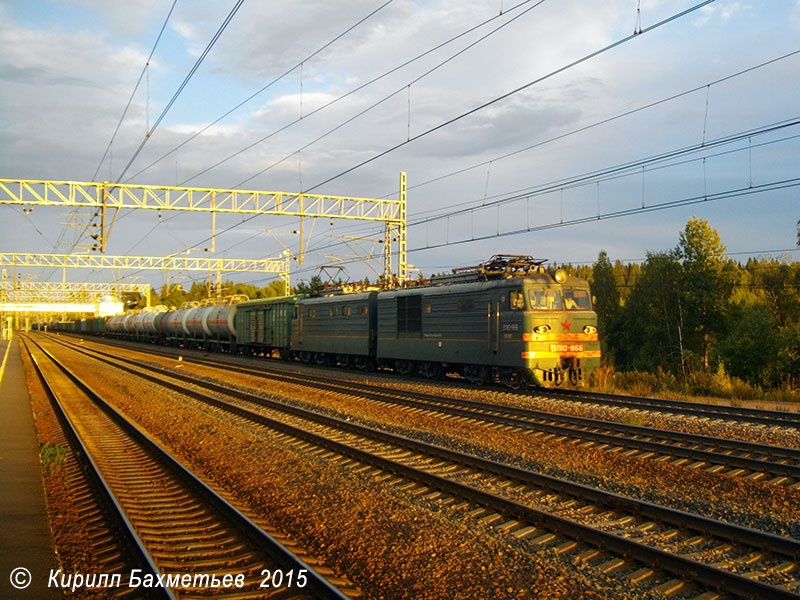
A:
[767,323,800,388]
[609,250,686,373]
[294,275,323,295]
[715,303,777,385]
[159,283,187,308]
[677,217,736,368]
[590,251,619,338]
[748,258,800,327]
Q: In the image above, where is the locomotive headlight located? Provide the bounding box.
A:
[553,269,568,284]
[583,325,597,334]
[533,324,551,334]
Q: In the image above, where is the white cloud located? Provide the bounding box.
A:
[693,1,752,26]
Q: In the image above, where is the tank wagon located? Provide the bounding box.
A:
[53,255,600,388]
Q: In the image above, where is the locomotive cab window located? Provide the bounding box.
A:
[509,290,525,310]
[529,289,563,310]
[564,289,591,310]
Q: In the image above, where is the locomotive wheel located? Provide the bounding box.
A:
[354,356,369,370]
[395,359,413,375]
[314,353,328,365]
[338,354,353,369]
[500,368,525,390]
[422,362,444,379]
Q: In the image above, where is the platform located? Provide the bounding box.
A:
[0,338,62,598]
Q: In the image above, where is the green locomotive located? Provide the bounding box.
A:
[373,255,600,388]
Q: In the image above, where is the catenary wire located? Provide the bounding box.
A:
[302,1,716,193]
[160,0,714,265]
[113,0,245,185]
[124,0,397,183]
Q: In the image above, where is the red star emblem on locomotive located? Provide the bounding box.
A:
[561,319,571,331]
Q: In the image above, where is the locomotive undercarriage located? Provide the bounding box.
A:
[536,357,586,387]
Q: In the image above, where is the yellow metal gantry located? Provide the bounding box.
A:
[0,281,151,303]
[0,177,408,284]
[0,253,291,291]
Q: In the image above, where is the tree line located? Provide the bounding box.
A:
[572,217,799,392]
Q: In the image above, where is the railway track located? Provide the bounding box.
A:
[92,333,800,429]
[56,334,800,488]
[38,333,800,599]
[537,387,800,430]
[22,335,355,600]
[22,337,151,599]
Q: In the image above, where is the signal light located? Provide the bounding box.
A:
[553,269,567,283]
[533,324,551,334]
[583,325,597,334]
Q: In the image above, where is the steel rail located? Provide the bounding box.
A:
[47,335,800,599]
[21,337,175,600]
[57,335,800,483]
[24,335,351,600]
[541,388,800,429]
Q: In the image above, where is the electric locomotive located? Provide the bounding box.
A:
[374,255,600,387]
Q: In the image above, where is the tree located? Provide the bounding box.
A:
[677,217,736,368]
[590,251,619,337]
[716,303,777,385]
[159,283,187,308]
[294,275,323,295]
[748,258,800,327]
[609,250,685,373]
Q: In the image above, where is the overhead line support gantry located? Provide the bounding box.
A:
[0,175,408,285]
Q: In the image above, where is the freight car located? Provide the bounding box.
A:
[235,294,307,358]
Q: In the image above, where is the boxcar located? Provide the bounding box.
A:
[235,295,306,357]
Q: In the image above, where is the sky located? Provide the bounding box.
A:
[1,0,799,292]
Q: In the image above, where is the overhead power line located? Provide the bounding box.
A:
[409,117,800,227]
[304,0,716,193]
[409,177,800,254]
[125,0,396,183]
[114,0,245,185]
[182,0,546,189]
[396,48,800,203]
[92,0,178,182]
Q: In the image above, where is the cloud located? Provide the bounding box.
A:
[693,1,752,26]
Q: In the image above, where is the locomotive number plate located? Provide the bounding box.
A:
[549,343,584,353]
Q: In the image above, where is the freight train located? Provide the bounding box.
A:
[43,255,601,388]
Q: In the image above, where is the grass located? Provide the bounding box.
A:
[589,364,800,406]
[39,442,67,469]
